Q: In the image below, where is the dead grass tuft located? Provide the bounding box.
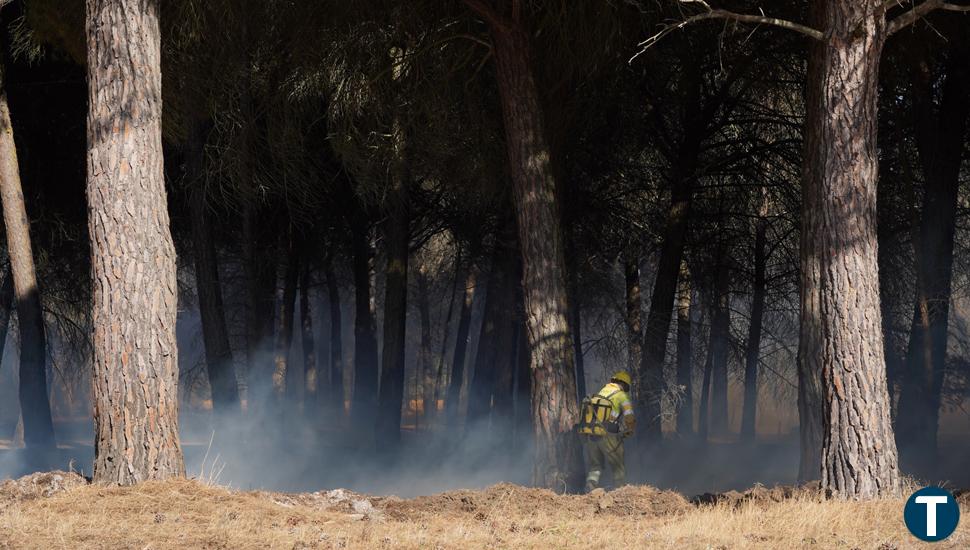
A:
[0,473,966,549]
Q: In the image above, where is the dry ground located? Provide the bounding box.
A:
[0,472,966,549]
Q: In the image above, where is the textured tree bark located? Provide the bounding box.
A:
[272,237,299,404]
[467,226,518,435]
[186,123,239,416]
[323,255,344,416]
[299,261,317,413]
[445,267,477,428]
[86,0,183,483]
[488,18,583,490]
[675,264,693,436]
[895,38,969,472]
[741,209,768,442]
[801,0,899,498]
[350,216,379,431]
[708,254,731,437]
[0,78,55,450]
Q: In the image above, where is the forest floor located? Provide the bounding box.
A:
[0,471,967,549]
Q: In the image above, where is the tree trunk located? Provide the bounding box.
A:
[375,111,410,452]
[895,38,969,472]
[675,263,693,436]
[300,261,318,414]
[566,236,586,401]
[491,250,522,442]
[800,0,898,498]
[430,248,463,424]
[0,262,13,368]
[512,286,532,452]
[698,298,714,442]
[467,226,518,435]
[638,183,692,444]
[350,217,379,431]
[416,262,434,429]
[186,123,239,416]
[445,266,477,427]
[272,236,299,404]
[323,255,344,416]
[708,254,731,437]
[488,16,583,490]
[741,207,768,442]
[242,204,277,408]
[624,255,642,380]
[86,0,183,483]
[0,75,55,450]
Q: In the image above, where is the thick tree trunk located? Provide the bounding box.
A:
[800,0,898,498]
[375,126,410,452]
[86,0,183,483]
[445,266,477,427]
[708,254,731,437]
[350,217,379,431]
[300,261,318,413]
[895,38,969,472]
[272,237,299,404]
[488,18,583,490]
[741,209,768,442]
[186,123,239,416]
[323,256,344,416]
[467,227,518,435]
[0,78,55,450]
[675,264,693,436]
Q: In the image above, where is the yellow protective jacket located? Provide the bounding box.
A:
[597,382,635,436]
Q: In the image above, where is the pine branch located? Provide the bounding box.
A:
[887,0,970,35]
[631,3,823,63]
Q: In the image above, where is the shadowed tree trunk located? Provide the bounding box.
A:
[445,265,477,428]
[323,255,344,416]
[350,214,379,432]
[0,263,13,363]
[242,204,277,408]
[624,255,642,383]
[86,0,183,483]
[698,294,714,443]
[512,284,532,452]
[416,262,433,429]
[273,236,299,404]
[376,87,411,451]
[675,263,693,436]
[566,235,586,401]
[741,205,768,442]
[800,0,899,498]
[468,2,584,489]
[300,261,318,414]
[186,123,239,416]
[467,224,518,435]
[431,249,463,424]
[0,69,55,451]
[491,247,522,442]
[708,253,731,437]
[895,37,969,472]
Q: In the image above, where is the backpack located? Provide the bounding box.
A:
[577,390,620,436]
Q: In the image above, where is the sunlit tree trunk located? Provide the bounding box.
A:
[801,0,898,498]
[0,73,55,450]
[895,38,969,472]
[741,207,768,442]
[86,0,183,483]
[186,123,239,416]
[482,11,583,489]
[675,264,693,436]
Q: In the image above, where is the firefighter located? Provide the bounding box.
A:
[578,371,635,492]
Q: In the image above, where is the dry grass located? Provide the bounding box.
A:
[0,472,966,549]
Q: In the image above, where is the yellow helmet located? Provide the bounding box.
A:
[611,371,632,386]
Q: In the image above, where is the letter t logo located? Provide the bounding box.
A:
[915,496,949,537]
